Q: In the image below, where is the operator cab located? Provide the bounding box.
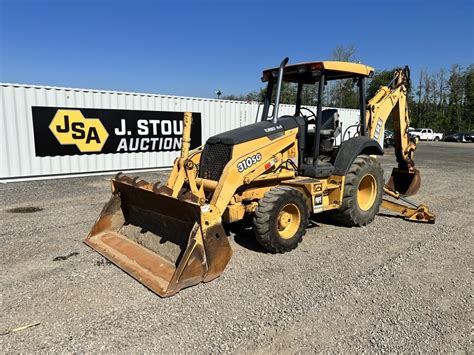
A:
[260,60,374,178]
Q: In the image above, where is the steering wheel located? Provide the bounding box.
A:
[300,107,317,122]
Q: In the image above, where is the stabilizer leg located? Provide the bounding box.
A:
[382,186,436,223]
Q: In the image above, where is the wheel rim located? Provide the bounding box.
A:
[357,174,377,211]
[277,203,301,239]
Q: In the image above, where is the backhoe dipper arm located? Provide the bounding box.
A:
[366,67,416,172]
[365,67,435,222]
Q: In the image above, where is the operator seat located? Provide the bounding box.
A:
[305,109,340,154]
[320,109,340,137]
[301,109,340,178]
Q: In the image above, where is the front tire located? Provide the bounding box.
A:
[253,186,309,253]
[330,155,384,227]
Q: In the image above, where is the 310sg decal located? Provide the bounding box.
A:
[237,153,262,172]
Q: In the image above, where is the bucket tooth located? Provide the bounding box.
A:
[131,176,140,186]
[179,191,200,204]
[154,184,174,196]
[152,182,162,193]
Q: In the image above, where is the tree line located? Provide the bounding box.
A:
[222,45,473,133]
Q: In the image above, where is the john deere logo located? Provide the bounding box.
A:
[49,109,109,152]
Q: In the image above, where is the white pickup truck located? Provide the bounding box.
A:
[409,128,443,141]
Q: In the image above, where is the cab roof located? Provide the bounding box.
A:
[262,61,374,83]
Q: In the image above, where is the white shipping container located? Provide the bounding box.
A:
[0,83,360,181]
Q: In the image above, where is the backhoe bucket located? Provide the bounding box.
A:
[84,178,232,297]
[386,167,421,196]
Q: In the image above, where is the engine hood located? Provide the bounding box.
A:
[206,116,305,146]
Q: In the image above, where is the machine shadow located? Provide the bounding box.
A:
[377,212,405,220]
[229,210,408,254]
[231,228,268,253]
[310,212,350,228]
[227,218,322,254]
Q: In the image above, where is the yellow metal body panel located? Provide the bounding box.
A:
[321,61,374,76]
[262,60,374,81]
[282,175,344,213]
[209,127,299,214]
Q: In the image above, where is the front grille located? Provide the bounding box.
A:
[199,143,233,181]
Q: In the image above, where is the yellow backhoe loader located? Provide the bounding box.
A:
[85,58,435,297]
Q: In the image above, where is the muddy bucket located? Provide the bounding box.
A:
[85,178,232,297]
[386,167,421,196]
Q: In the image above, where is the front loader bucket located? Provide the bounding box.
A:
[386,167,421,196]
[85,178,232,297]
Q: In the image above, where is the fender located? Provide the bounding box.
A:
[333,136,383,176]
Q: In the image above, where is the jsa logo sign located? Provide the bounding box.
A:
[32,106,202,157]
[49,110,109,152]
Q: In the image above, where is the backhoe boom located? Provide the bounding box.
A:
[365,67,435,220]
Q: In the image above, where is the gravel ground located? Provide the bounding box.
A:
[1,141,472,352]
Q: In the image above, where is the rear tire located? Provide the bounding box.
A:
[330,155,383,227]
[253,186,309,253]
[434,136,440,141]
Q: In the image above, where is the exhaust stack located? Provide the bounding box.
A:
[273,57,289,124]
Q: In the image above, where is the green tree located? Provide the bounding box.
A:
[367,69,394,98]
[277,82,316,106]
[463,65,474,131]
[447,64,466,131]
[221,89,265,102]
[327,44,358,108]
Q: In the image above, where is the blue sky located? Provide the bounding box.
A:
[1,0,473,98]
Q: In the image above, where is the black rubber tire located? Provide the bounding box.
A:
[434,136,440,141]
[253,186,309,253]
[330,155,384,227]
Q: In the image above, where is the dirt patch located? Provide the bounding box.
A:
[52,252,80,261]
[6,206,43,213]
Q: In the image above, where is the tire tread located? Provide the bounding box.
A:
[253,186,308,253]
[330,155,383,227]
